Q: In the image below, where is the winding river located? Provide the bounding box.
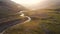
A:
[18,11,31,24]
[0,11,31,34]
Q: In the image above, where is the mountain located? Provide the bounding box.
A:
[0,0,27,18]
[0,0,30,23]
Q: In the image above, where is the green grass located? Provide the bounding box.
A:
[3,9,60,34]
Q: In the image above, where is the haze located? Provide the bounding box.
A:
[11,0,60,10]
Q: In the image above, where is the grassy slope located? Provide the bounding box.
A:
[4,9,60,34]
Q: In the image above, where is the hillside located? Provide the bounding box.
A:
[3,9,60,34]
[0,0,29,23]
[0,0,60,34]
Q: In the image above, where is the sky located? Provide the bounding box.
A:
[11,0,60,10]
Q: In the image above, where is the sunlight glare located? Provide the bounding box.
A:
[11,0,43,5]
[11,0,46,10]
